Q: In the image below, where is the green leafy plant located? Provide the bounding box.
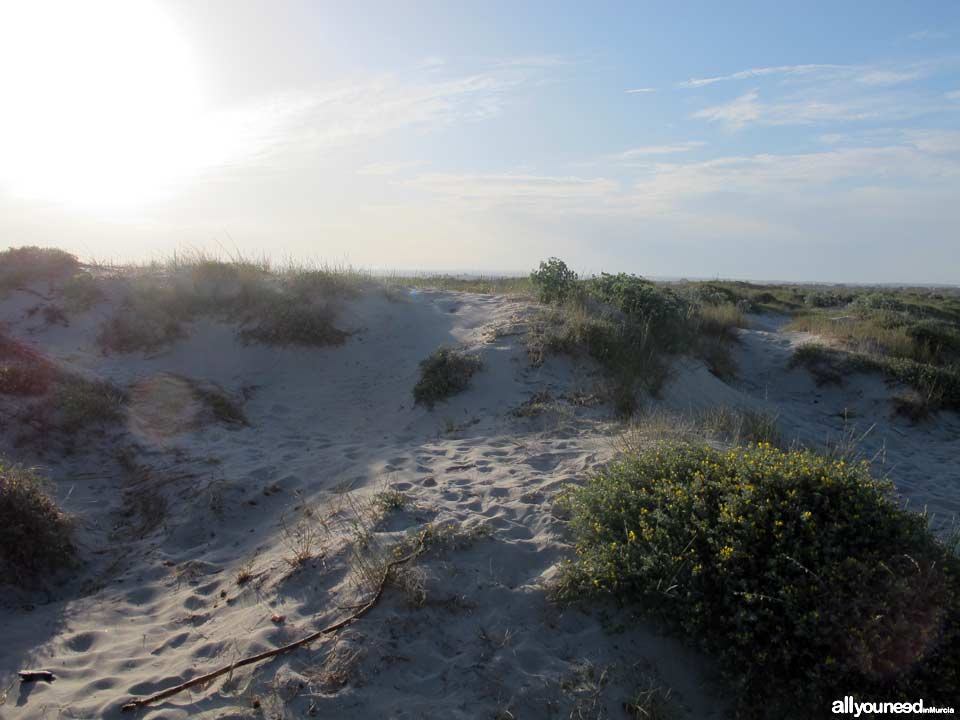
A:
[530,257,578,303]
[559,443,960,717]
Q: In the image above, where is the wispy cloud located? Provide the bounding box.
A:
[908,29,949,41]
[407,173,619,201]
[609,142,705,161]
[262,62,556,158]
[680,62,925,89]
[692,90,884,129]
[679,64,843,88]
[947,90,960,101]
[356,161,425,176]
[625,87,656,94]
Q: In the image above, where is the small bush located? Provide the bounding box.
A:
[0,246,79,292]
[239,299,349,347]
[587,273,694,348]
[531,258,578,303]
[559,444,959,717]
[413,347,482,408]
[0,462,75,584]
[853,292,906,313]
[61,272,104,311]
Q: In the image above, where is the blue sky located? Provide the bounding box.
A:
[1,0,958,282]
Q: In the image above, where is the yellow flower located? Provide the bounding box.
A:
[719,545,734,560]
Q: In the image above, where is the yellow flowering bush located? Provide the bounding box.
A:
[558,443,959,717]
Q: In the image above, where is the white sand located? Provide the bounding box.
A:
[1,283,956,718]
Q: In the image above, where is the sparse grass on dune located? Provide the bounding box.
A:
[93,253,363,353]
[558,443,960,717]
[0,246,80,294]
[527,259,751,416]
[619,406,782,450]
[386,272,533,296]
[0,461,75,585]
[791,343,960,412]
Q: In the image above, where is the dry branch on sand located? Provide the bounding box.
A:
[119,536,426,712]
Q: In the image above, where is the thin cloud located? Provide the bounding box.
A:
[408,173,619,200]
[680,62,925,88]
[947,90,960,101]
[679,64,843,88]
[908,30,949,41]
[610,142,705,161]
[625,87,656,94]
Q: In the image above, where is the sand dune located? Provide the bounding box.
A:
[1,276,956,718]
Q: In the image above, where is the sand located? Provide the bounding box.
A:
[1,281,956,718]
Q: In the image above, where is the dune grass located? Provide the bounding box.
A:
[0,246,79,294]
[386,273,533,296]
[413,347,483,408]
[95,253,363,353]
[558,442,960,717]
[0,461,75,584]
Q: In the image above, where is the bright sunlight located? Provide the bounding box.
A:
[0,0,250,212]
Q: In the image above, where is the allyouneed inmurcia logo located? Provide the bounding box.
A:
[833,697,956,716]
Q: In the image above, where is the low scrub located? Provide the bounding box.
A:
[791,343,960,411]
[0,462,75,584]
[413,347,482,408]
[61,272,105,311]
[0,246,79,293]
[527,259,745,415]
[559,443,959,717]
[239,299,349,347]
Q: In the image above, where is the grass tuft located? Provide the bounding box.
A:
[0,462,75,584]
[413,347,483,409]
[238,298,349,347]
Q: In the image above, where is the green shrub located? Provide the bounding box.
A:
[559,443,959,717]
[0,462,75,583]
[587,273,693,347]
[61,272,104,311]
[531,258,578,303]
[238,299,349,347]
[852,292,906,313]
[0,246,79,292]
[413,347,482,408]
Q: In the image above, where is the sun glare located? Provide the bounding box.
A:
[0,1,240,212]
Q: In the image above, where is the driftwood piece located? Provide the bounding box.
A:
[18,670,55,683]
[120,540,424,712]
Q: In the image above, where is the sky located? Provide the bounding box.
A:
[0,0,958,283]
